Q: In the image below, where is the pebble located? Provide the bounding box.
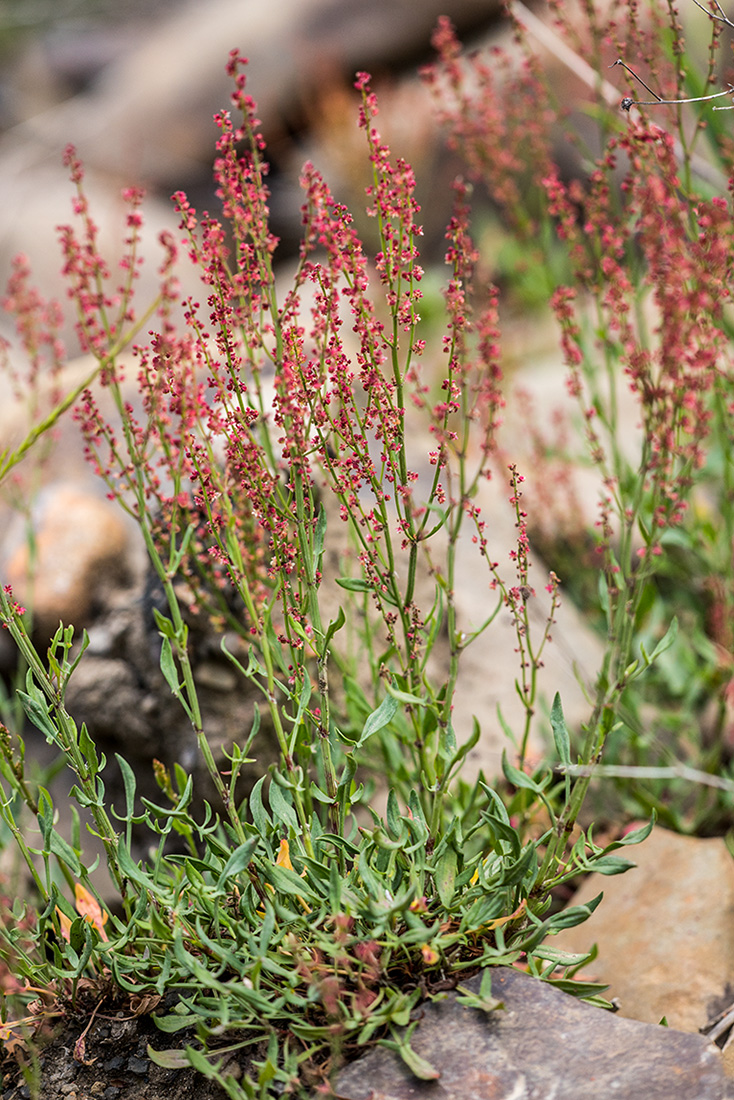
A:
[126,1058,149,1077]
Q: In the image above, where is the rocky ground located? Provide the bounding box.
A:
[1,1004,256,1100]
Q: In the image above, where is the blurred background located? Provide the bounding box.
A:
[0,0,507,302]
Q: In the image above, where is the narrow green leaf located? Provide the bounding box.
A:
[48,829,81,877]
[333,724,358,746]
[386,789,401,838]
[309,783,334,804]
[152,607,176,639]
[456,968,504,1014]
[115,754,137,820]
[322,605,346,651]
[384,1028,440,1081]
[147,1046,192,1069]
[159,638,181,698]
[598,570,610,620]
[78,723,100,773]
[37,786,53,844]
[312,505,327,572]
[586,855,636,875]
[546,977,610,999]
[335,577,372,593]
[385,683,427,707]
[434,847,457,907]
[501,751,543,793]
[117,838,155,889]
[646,616,678,664]
[550,693,571,766]
[496,705,515,744]
[293,673,312,732]
[152,1014,200,1034]
[329,860,342,911]
[250,776,272,834]
[18,686,57,743]
[216,836,260,889]
[608,814,655,848]
[398,1043,440,1080]
[355,692,400,749]
[220,636,253,680]
[169,523,195,574]
[479,804,521,859]
[185,1045,218,1075]
[438,719,458,761]
[408,790,427,828]
[260,861,317,900]
[441,717,480,778]
[268,782,299,831]
[546,891,603,932]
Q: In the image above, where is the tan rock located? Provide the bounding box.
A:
[4,483,132,639]
[550,827,734,1033]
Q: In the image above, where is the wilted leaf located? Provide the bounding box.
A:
[73,1032,96,1065]
[74,884,109,941]
[484,897,527,931]
[147,1045,192,1069]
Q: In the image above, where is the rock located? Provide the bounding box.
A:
[0,0,504,318]
[6,0,501,185]
[334,966,733,1100]
[59,577,272,842]
[550,827,734,1034]
[3,483,133,640]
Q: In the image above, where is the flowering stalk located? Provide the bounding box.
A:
[424,6,734,877]
[40,50,563,866]
[0,34,680,1092]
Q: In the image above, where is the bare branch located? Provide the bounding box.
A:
[690,0,734,29]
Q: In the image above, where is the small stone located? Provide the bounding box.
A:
[127,1056,149,1076]
[102,1089,121,1100]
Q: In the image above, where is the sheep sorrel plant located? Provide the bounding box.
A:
[0,47,655,1099]
[424,0,734,837]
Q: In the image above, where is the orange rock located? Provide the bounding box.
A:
[5,483,131,639]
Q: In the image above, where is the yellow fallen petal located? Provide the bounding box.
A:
[484,897,527,931]
[55,907,72,943]
[258,839,312,915]
[276,838,295,872]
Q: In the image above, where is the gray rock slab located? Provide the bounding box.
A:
[334,967,733,1100]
